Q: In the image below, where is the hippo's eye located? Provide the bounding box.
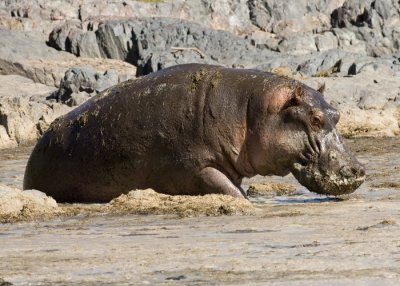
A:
[310,109,325,130]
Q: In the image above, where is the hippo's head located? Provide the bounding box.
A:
[246,80,365,196]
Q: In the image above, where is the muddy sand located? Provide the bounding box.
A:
[0,137,400,285]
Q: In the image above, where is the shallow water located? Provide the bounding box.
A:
[1,138,400,285]
[0,146,31,188]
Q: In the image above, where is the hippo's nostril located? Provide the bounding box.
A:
[357,167,366,177]
[340,166,356,177]
[350,167,358,175]
[340,165,365,178]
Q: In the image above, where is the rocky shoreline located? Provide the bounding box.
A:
[1,0,400,148]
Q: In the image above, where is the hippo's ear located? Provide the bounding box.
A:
[268,86,303,113]
[317,83,326,95]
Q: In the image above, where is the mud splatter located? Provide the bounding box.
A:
[247,183,296,197]
[371,182,400,189]
[0,188,254,223]
[0,185,60,223]
[356,219,398,231]
[106,189,255,217]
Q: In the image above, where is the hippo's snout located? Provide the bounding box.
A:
[291,147,366,196]
[325,149,365,180]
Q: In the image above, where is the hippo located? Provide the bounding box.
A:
[24,64,365,203]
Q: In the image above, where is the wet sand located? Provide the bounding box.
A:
[1,138,400,285]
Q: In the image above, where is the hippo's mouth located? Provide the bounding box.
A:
[290,162,366,196]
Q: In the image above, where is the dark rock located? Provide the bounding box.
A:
[48,17,276,76]
[136,49,219,76]
[330,0,400,57]
[49,23,103,58]
[0,27,136,89]
[48,21,81,51]
[78,31,102,58]
[248,0,273,31]
[50,67,119,106]
[331,7,348,28]
[297,50,347,76]
[95,23,129,61]
[330,0,375,28]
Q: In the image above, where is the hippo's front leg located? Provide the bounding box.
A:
[196,167,248,199]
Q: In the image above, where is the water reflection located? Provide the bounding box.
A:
[249,188,344,205]
[0,146,32,188]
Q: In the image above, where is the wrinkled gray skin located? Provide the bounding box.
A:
[24,64,365,203]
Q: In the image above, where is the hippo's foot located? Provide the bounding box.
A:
[291,163,366,196]
[197,167,247,199]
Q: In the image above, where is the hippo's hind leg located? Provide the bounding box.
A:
[195,167,247,199]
